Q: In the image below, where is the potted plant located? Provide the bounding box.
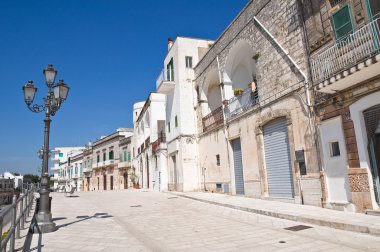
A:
[233,88,244,96]
[130,172,140,189]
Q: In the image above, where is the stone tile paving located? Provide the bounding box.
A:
[172,191,380,236]
[29,190,380,251]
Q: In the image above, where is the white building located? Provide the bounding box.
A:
[132,37,213,192]
[132,93,167,191]
[158,37,213,191]
[3,171,23,188]
[51,147,83,190]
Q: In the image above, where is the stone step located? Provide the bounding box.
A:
[366,210,380,216]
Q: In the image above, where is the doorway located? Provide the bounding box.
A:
[87,177,90,191]
[110,176,114,190]
[364,104,380,203]
[124,173,128,189]
[103,175,107,190]
[231,138,245,195]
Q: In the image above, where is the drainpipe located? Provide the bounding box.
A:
[217,55,233,194]
[253,16,311,107]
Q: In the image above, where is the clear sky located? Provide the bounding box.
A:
[0,0,248,175]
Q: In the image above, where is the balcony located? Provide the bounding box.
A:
[224,89,259,120]
[202,106,224,132]
[311,17,380,94]
[92,160,115,169]
[156,68,175,94]
[152,134,166,153]
[118,161,131,169]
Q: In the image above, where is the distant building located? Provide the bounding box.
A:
[0,177,14,205]
[50,147,83,190]
[3,171,23,189]
[90,128,133,191]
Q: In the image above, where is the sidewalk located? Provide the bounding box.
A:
[170,191,380,236]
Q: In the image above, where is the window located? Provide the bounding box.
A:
[128,152,131,161]
[330,141,341,157]
[216,154,220,166]
[109,150,114,160]
[332,5,354,41]
[124,151,127,162]
[175,116,178,127]
[168,122,171,133]
[97,155,100,163]
[185,56,192,68]
[103,152,106,161]
[59,153,63,158]
[166,58,174,81]
[119,153,122,162]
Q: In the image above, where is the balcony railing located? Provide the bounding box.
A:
[152,134,166,153]
[310,17,380,84]
[225,89,259,120]
[156,68,174,89]
[202,106,224,132]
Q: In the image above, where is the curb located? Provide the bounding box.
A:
[172,193,380,237]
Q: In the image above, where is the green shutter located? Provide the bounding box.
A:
[128,152,131,162]
[332,5,354,40]
[103,152,106,161]
[97,155,100,163]
[124,151,127,161]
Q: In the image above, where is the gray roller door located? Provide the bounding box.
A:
[232,138,245,195]
[263,118,294,198]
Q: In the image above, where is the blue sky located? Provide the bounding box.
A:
[0,0,247,175]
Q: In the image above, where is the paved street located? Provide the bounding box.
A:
[29,190,380,252]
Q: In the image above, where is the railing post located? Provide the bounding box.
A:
[16,197,21,239]
[20,193,25,229]
[0,216,3,252]
[25,189,29,216]
[23,192,27,223]
[10,195,16,251]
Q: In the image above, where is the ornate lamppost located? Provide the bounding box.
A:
[22,64,70,233]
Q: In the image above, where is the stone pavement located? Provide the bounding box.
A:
[170,192,380,236]
[28,190,380,251]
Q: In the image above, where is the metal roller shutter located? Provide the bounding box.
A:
[232,138,245,195]
[263,118,294,198]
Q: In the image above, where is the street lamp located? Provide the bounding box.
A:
[22,64,70,233]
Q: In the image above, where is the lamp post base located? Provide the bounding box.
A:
[34,212,57,233]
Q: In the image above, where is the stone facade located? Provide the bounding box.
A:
[306,0,380,211]
[194,0,322,206]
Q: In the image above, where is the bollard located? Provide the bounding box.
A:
[10,195,16,251]
[20,194,24,229]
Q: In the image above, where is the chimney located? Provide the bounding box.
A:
[168,37,173,51]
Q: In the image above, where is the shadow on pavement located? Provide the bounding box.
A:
[56,212,113,229]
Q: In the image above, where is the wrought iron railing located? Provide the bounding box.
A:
[152,134,166,153]
[225,89,259,120]
[0,184,36,251]
[202,106,224,132]
[310,17,380,84]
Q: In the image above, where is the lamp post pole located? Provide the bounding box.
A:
[22,64,70,233]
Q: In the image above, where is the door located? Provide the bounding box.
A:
[320,117,351,203]
[263,118,295,198]
[146,155,150,189]
[87,177,90,191]
[124,173,128,189]
[172,155,177,191]
[110,176,114,190]
[364,105,380,203]
[231,138,245,195]
[97,177,99,190]
[103,175,107,190]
